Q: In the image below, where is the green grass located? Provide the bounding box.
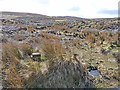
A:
[40,56,47,61]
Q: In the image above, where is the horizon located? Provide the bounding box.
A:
[0,0,119,18]
[1,11,119,19]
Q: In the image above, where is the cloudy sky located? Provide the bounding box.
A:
[0,0,119,18]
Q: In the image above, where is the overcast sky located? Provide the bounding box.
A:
[0,0,119,18]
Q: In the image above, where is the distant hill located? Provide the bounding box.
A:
[1,11,86,20]
[2,11,47,17]
[1,11,118,20]
[1,11,118,31]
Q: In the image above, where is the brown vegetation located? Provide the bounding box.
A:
[6,65,23,88]
[2,42,21,66]
[42,35,65,59]
[2,42,24,88]
[19,43,33,58]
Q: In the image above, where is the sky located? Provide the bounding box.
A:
[0,0,119,18]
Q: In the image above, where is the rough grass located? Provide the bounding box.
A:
[2,42,22,67]
[28,59,94,88]
[2,42,24,88]
[42,34,65,60]
[5,64,23,88]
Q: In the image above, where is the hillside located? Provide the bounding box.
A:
[0,12,119,88]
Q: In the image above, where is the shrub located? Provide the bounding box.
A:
[42,34,65,60]
[41,32,60,40]
[6,65,23,88]
[86,33,95,44]
[20,43,33,58]
[2,42,22,64]
[14,34,25,41]
[2,43,23,88]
